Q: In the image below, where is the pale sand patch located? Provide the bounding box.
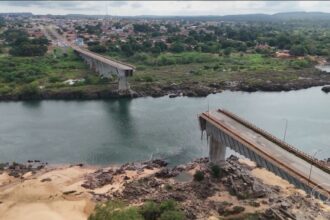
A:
[0,166,95,220]
[0,165,161,220]
[251,167,306,195]
[0,173,14,186]
[239,158,257,168]
[0,201,91,220]
[239,158,304,195]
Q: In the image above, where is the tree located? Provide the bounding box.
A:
[133,24,153,33]
[224,47,232,56]
[154,41,168,52]
[151,46,161,54]
[170,42,185,53]
[290,45,307,56]
[276,34,291,49]
[121,44,134,57]
[89,45,107,53]
[4,29,48,57]
[9,43,47,56]
[31,37,49,46]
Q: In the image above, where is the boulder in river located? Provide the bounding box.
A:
[321,86,330,93]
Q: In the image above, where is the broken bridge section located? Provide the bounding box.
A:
[72,46,135,92]
[199,109,330,201]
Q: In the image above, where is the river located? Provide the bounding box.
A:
[0,86,329,165]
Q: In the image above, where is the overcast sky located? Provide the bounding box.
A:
[0,1,329,16]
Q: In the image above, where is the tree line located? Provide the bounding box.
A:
[2,29,49,56]
[83,20,330,58]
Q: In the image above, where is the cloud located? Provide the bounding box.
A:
[131,2,143,9]
[0,1,330,16]
[108,1,128,7]
[2,1,78,8]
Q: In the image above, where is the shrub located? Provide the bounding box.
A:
[289,59,311,69]
[224,47,232,56]
[164,184,173,191]
[232,206,245,214]
[0,85,11,95]
[49,76,61,83]
[143,76,154,82]
[18,82,40,96]
[210,164,221,178]
[88,200,143,220]
[159,210,185,220]
[89,200,185,220]
[193,170,205,182]
[159,200,177,213]
[139,201,160,220]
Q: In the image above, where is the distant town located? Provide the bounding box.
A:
[1,12,330,100]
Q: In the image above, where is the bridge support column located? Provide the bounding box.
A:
[209,136,226,166]
[118,76,129,91]
[118,70,129,91]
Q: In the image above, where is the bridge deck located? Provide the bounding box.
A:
[44,25,134,72]
[72,46,135,71]
[202,110,330,192]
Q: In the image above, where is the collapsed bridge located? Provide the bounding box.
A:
[199,109,330,201]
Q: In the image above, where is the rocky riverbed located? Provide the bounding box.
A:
[0,156,329,220]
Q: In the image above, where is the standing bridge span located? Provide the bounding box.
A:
[72,46,135,91]
[199,109,330,201]
[44,25,135,91]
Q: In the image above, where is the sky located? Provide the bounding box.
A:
[0,1,329,16]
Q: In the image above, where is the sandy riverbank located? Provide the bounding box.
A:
[0,157,329,220]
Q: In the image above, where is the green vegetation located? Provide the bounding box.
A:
[80,19,330,59]
[193,170,205,181]
[126,52,314,88]
[210,164,221,179]
[88,200,143,220]
[3,29,49,56]
[0,17,326,99]
[88,200,185,220]
[0,49,96,96]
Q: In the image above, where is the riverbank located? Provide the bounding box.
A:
[0,67,330,101]
[0,157,329,220]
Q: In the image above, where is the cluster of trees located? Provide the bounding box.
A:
[76,23,102,35]
[91,33,243,57]
[82,20,330,59]
[3,29,49,56]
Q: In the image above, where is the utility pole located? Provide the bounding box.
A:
[308,149,321,186]
[283,119,288,141]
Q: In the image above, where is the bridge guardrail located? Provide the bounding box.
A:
[72,46,136,70]
[218,109,330,175]
[200,112,330,199]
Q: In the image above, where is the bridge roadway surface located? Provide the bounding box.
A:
[44,25,134,71]
[71,46,135,71]
[202,110,330,193]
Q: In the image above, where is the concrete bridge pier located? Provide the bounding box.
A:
[209,136,226,166]
[118,70,129,91]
